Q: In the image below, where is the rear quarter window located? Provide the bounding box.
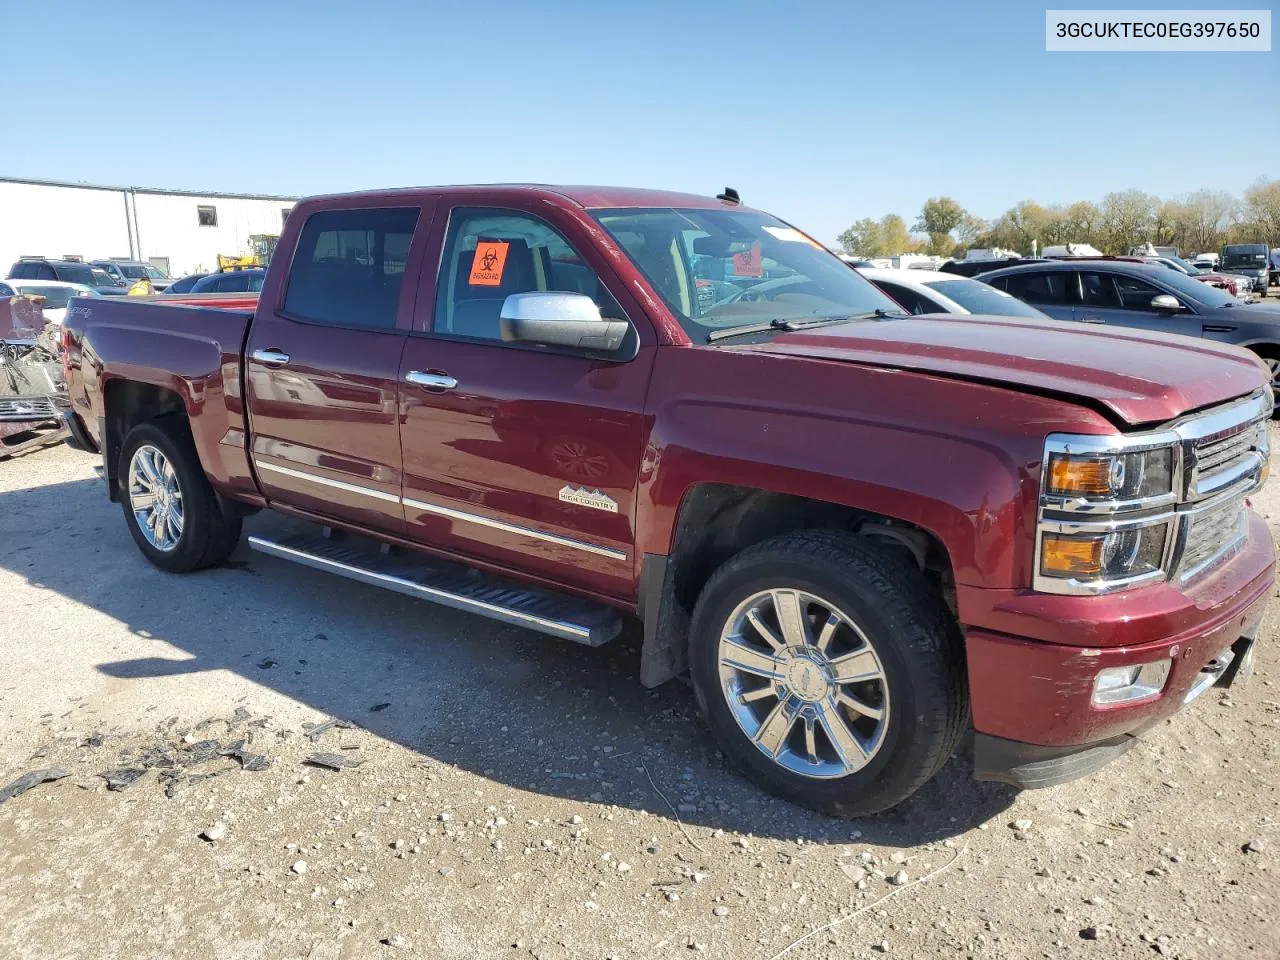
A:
[283,207,420,329]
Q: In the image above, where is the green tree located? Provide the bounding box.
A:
[837,218,883,257]
[914,197,966,237]
[1243,178,1280,244]
[1100,189,1160,253]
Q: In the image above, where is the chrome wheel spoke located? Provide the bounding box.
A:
[745,608,786,652]
[815,612,840,652]
[829,648,882,684]
[770,589,809,647]
[803,715,819,765]
[753,700,795,758]
[838,691,884,721]
[720,638,784,680]
[739,685,776,704]
[818,698,868,772]
[130,492,157,511]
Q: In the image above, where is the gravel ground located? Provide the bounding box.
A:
[0,439,1277,960]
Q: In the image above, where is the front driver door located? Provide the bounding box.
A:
[1074,271,1202,337]
[396,203,654,601]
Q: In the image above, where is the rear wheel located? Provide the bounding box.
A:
[689,531,967,818]
[119,420,242,573]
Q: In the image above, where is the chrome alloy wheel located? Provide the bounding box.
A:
[1266,359,1280,403]
[128,444,185,552]
[717,588,890,779]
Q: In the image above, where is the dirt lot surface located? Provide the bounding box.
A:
[1,439,1277,960]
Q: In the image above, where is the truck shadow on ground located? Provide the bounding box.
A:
[1,471,1017,844]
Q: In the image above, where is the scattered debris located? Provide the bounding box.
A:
[304,753,363,771]
[256,658,277,670]
[369,703,391,713]
[200,822,227,842]
[80,732,105,748]
[1243,838,1266,854]
[303,719,355,742]
[181,740,222,765]
[98,768,147,792]
[292,860,308,875]
[0,766,71,806]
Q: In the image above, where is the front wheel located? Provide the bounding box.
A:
[119,419,242,573]
[688,531,968,818]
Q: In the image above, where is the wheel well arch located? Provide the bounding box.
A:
[1244,341,1280,360]
[638,483,956,687]
[102,379,187,500]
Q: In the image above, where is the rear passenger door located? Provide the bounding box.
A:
[245,202,432,536]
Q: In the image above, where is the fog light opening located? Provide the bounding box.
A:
[1092,659,1171,705]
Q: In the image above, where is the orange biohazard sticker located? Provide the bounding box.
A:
[732,242,763,278]
[468,241,509,286]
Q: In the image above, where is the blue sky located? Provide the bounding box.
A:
[6,0,1275,242]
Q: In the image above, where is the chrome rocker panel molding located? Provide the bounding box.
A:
[253,458,627,562]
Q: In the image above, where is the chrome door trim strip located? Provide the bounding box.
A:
[254,459,401,504]
[253,459,628,562]
[403,496,628,561]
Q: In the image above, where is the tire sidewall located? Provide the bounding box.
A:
[690,547,949,816]
[119,421,212,573]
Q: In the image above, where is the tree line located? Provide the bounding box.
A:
[837,178,1280,259]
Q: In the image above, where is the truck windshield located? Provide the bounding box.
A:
[592,207,904,340]
[1222,247,1267,268]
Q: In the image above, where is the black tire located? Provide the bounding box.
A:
[688,530,968,818]
[118,419,242,573]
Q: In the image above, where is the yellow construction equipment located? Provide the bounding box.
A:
[216,253,261,272]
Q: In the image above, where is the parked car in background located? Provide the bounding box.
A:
[1143,256,1252,299]
[939,256,1045,277]
[1152,255,1207,275]
[60,183,1274,816]
[92,259,172,291]
[186,269,265,293]
[7,258,126,296]
[978,259,1280,399]
[858,268,1051,318]
[2,279,99,323]
[1271,250,1280,289]
[163,273,210,294]
[1221,244,1271,298]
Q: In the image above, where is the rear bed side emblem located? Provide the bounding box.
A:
[558,485,618,513]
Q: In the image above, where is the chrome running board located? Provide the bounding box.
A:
[248,532,622,646]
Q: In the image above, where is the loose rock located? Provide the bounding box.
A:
[200,822,227,842]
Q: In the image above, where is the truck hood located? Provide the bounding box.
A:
[737,315,1266,427]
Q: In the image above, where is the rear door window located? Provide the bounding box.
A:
[1003,271,1070,305]
[1112,275,1164,310]
[1080,272,1122,308]
[284,207,420,329]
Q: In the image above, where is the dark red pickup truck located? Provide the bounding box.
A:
[61,185,1274,817]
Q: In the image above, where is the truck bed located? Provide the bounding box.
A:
[62,293,258,498]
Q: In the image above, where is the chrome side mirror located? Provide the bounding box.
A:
[1150,294,1183,311]
[499,292,629,353]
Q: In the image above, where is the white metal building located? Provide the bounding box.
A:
[0,176,297,278]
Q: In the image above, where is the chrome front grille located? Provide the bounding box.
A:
[1188,418,1268,502]
[0,396,58,420]
[1178,498,1248,581]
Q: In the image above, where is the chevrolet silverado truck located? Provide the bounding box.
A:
[61,185,1275,817]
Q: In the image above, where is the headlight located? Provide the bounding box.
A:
[1045,448,1174,503]
[1036,436,1179,594]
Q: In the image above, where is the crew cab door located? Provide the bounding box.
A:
[396,203,654,601]
[245,202,431,535]
[1073,271,1203,337]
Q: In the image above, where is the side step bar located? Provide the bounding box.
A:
[248,532,622,646]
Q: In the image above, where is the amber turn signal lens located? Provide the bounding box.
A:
[1040,535,1104,576]
[1047,456,1114,497]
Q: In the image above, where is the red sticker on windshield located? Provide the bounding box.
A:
[732,242,763,278]
[468,242,509,286]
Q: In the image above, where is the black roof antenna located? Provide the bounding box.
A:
[715,187,741,205]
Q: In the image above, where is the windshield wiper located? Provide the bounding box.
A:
[706,309,905,343]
